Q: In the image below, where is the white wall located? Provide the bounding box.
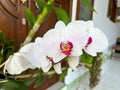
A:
[93,0,120,54]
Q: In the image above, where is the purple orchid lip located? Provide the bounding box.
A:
[87,37,93,45]
[46,56,53,62]
[60,41,73,55]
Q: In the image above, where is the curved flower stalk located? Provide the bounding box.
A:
[84,21,108,56]
[41,20,93,70]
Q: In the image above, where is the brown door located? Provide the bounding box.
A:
[0,0,72,90]
[0,0,72,43]
[0,0,28,43]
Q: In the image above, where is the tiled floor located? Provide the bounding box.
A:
[93,57,120,90]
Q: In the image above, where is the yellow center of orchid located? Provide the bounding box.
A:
[60,41,73,55]
[62,43,71,51]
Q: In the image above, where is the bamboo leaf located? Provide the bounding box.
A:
[0,55,3,64]
[34,76,45,88]
[35,0,53,12]
[54,7,69,25]
[23,78,36,86]
[0,79,28,90]
[35,0,46,11]
[24,7,37,28]
[0,31,5,43]
[81,0,96,12]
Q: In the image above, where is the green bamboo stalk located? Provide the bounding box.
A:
[22,0,55,45]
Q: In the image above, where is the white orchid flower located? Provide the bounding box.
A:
[84,21,108,56]
[4,37,52,74]
[41,21,92,70]
[4,52,35,75]
[41,21,90,63]
[27,37,52,73]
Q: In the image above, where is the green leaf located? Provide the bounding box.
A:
[54,7,69,25]
[24,7,36,28]
[59,68,68,81]
[35,0,46,11]
[48,73,54,78]
[81,53,87,62]
[81,53,94,64]
[34,76,45,88]
[81,0,96,12]
[0,79,28,90]
[23,78,36,86]
[0,55,3,64]
[0,31,5,43]
[87,56,94,64]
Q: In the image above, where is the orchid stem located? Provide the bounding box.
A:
[0,60,8,68]
[8,67,66,79]
[22,0,55,46]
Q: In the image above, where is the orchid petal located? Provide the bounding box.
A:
[41,29,66,63]
[53,63,62,74]
[47,48,66,63]
[64,21,90,56]
[84,47,97,56]
[19,37,42,53]
[35,37,42,45]
[84,28,108,56]
[86,20,94,28]
[55,21,66,30]
[68,56,79,70]
[27,43,49,68]
[4,53,35,75]
[66,20,93,31]
[19,43,34,53]
[41,61,52,73]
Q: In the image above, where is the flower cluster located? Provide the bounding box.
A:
[4,20,108,75]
